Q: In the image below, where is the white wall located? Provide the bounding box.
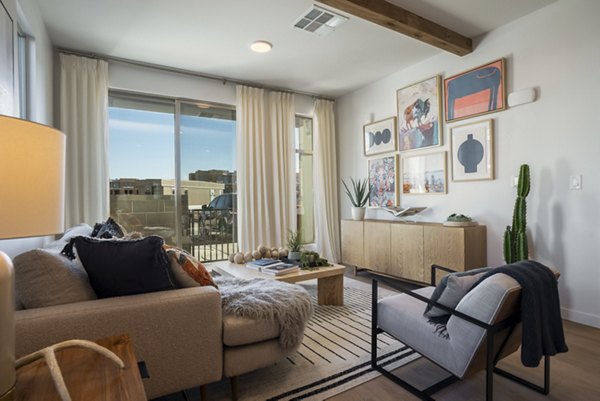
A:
[0,0,54,258]
[109,61,315,115]
[336,0,600,327]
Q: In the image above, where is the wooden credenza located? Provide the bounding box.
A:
[341,219,487,284]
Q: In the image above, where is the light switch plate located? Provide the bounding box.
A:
[569,175,582,190]
[511,176,519,187]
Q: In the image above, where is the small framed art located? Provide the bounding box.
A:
[450,119,494,181]
[368,155,398,207]
[397,75,442,152]
[364,117,396,156]
[444,59,506,122]
[402,152,447,194]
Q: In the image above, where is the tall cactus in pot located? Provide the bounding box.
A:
[503,164,530,263]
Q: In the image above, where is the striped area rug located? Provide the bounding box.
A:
[197,279,419,401]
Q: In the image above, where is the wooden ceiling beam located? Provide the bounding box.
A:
[319,0,473,56]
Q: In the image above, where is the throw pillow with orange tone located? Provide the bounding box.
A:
[163,245,218,289]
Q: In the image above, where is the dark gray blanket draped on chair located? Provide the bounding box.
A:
[470,260,568,367]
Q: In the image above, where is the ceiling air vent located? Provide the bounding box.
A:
[294,5,348,36]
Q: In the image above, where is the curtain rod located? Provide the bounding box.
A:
[57,48,335,101]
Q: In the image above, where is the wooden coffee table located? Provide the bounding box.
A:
[207,261,346,306]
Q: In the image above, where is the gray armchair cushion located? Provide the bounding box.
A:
[13,249,97,309]
[424,267,491,318]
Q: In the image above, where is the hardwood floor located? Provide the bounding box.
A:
[329,269,600,401]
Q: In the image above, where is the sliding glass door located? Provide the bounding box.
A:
[108,92,237,260]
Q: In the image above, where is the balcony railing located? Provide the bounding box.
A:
[184,208,238,262]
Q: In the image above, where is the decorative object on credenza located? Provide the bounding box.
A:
[443,213,478,227]
[363,116,396,156]
[342,177,370,220]
[504,164,531,263]
[15,339,124,401]
[451,119,494,181]
[368,155,398,207]
[382,206,427,218]
[0,116,66,401]
[402,152,447,194]
[287,231,303,261]
[397,75,442,151]
[445,59,506,122]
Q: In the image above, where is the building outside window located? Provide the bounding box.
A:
[295,116,315,244]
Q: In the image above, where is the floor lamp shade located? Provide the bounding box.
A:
[0,115,66,401]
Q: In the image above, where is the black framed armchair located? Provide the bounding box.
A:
[370,265,552,401]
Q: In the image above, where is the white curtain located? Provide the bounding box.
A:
[314,99,341,262]
[236,85,295,251]
[59,54,109,227]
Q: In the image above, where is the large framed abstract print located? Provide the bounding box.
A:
[363,116,397,156]
[396,75,442,152]
[445,59,506,122]
[0,0,14,115]
[451,119,494,181]
[402,152,447,195]
[368,155,398,207]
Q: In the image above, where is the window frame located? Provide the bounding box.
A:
[294,114,315,244]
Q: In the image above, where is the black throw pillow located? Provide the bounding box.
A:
[73,235,175,298]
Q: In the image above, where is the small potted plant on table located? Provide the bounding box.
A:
[287,230,303,261]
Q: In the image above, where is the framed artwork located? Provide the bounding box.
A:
[451,119,494,181]
[0,0,14,115]
[402,152,447,194]
[368,155,398,207]
[444,59,506,122]
[363,116,396,156]
[396,75,442,152]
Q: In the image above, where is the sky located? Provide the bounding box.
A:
[108,107,236,179]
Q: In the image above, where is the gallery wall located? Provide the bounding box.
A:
[336,0,600,327]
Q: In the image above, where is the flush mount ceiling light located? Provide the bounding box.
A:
[250,40,273,53]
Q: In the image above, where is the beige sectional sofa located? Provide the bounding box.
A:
[16,286,223,399]
[16,285,300,400]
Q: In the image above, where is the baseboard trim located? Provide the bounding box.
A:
[561,307,600,328]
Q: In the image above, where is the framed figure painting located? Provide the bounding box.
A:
[368,155,398,207]
[402,152,447,194]
[445,59,506,122]
[451,119,494,181]
[364,116,396,156]
[397,75,442,152]
[0,0,14,115]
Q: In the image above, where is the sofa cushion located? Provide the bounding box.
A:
[74,236,175,298]
[424,266,492,318]
[164,246,217,289]
[223,315,280,347]
[13,249,97,309]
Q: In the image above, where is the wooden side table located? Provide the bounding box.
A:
[16,334,147,401]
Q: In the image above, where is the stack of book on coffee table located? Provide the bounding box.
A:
[246,259,300,276]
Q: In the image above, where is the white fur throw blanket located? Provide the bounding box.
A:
[215,277,313,350]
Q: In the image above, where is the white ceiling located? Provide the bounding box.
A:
[34,0,556,97]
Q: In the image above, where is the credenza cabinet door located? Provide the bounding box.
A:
[364,221,391,273]
[341,220,365,267]
[390,224,424,282]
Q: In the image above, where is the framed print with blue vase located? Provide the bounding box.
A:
[363,116,396,156]
[450,119,494,181]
